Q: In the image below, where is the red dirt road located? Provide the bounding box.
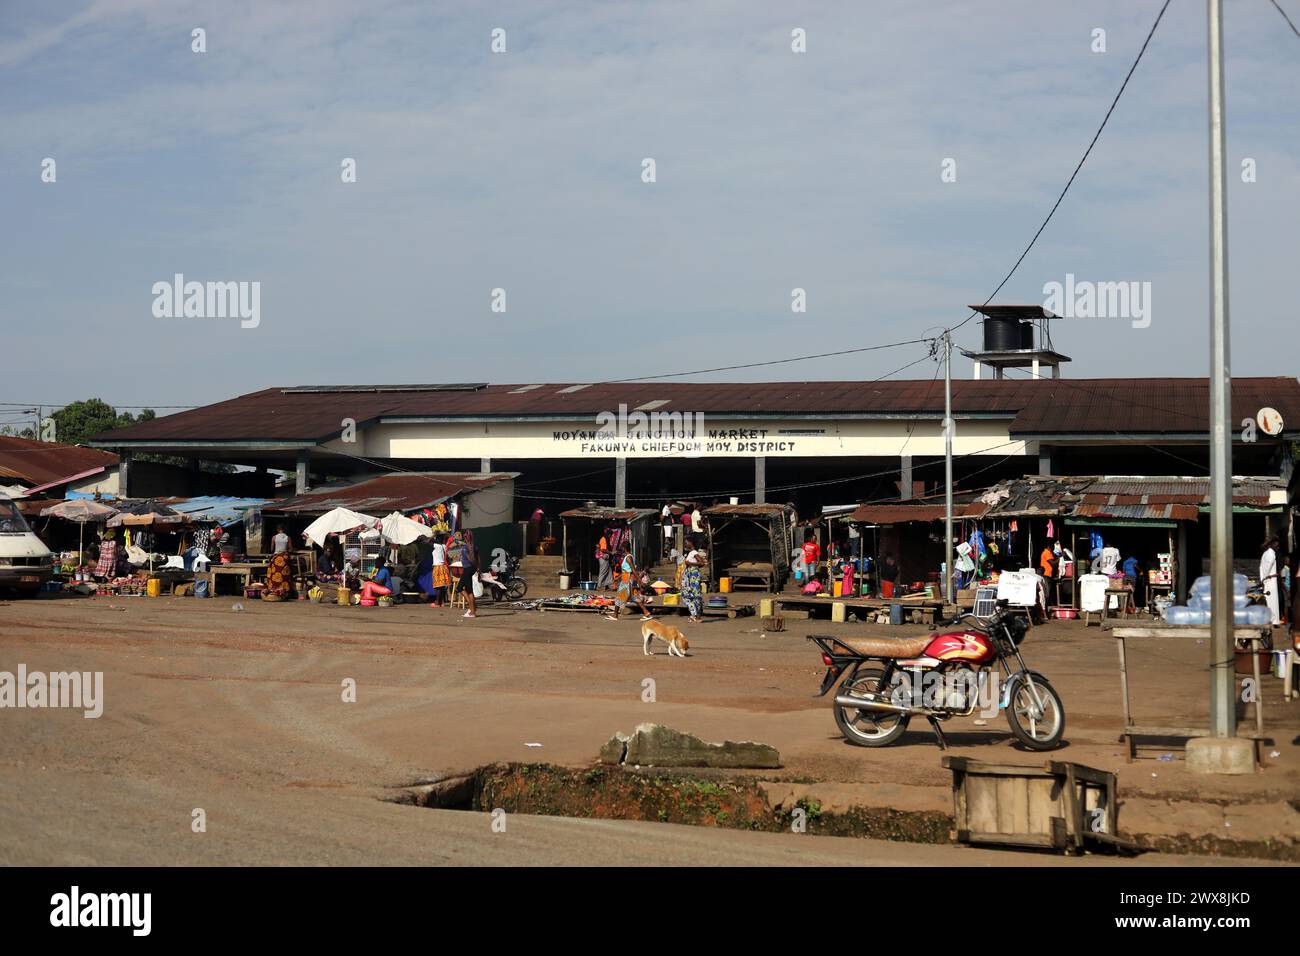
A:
[0,593,1295,865]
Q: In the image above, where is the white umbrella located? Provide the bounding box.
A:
[302,507,377,548]
[379,511,434,546]
[40,499,119,563]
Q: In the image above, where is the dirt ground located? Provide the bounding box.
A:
[1,588,1296,866]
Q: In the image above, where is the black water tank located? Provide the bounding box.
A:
[1019,321,1036,350]
[983,317,1022,351]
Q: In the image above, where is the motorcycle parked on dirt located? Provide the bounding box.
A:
[808,601,1064,751]
[478,553,528,602]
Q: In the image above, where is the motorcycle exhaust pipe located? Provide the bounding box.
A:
[834,694,916,716]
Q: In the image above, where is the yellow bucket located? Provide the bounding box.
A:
[832,581,843,597]
[662,593,680,606]
[337,587,353,606]
[146,577,163,598]
[719,577,732,593]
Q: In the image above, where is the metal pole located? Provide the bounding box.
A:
[1207,0,1235,739]
[943,331,954,604]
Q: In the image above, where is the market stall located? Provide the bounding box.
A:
[559,506,656,586]
[702,503,795,591]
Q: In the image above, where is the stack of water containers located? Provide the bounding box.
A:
[1162,574,1271,625]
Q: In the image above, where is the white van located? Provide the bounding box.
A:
[0,494,54,595]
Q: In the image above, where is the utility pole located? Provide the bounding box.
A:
[1190,0,1251,774]
[943,331,954,605]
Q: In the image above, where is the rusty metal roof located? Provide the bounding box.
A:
[1072,502,1200,522]
[264,472,514,515]
[703,503,794,517]
[87,377,1300,445]
[559,507,656,521]
[1082,476,1284,508]
[848,502,988,524]
[0,437,118,487]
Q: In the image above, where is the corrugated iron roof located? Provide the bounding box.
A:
[559,507,657,521]
[0,437,118,487]
[848,502,988,524]
[1072,502,1200,522]
[87,377,1300,445]
[703,503,795,517]
[264,473,514,515]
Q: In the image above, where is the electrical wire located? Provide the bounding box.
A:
[948,0,1173,340]
[1271,0,1300,38]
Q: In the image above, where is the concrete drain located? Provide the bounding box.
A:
[386,763,953,843]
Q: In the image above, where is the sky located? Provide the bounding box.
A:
[2,0,1298,421]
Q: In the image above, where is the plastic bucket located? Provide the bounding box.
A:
[146,577,162,598]
[719,577,731,593]
[559,574,570,590]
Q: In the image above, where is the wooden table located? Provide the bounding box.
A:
[195,561,269,595]
[1112,625,1269,763]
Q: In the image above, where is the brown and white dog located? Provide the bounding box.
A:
[641,618,690,657]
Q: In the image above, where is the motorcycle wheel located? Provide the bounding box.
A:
[834,667,909,747]
[1005,675,1065,750]
[507,578,527,600]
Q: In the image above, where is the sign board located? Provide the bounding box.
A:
[996,570,1041,607]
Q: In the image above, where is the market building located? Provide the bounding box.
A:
[86,375,1300,524]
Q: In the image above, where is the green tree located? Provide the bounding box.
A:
[49,399,156,446]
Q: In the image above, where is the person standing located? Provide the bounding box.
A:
[1260,536,1281,627]
[690,505,703,536]
[595,529,613,591]
[1039,538,1058,609]
[879,552,899,598]
[460,530,479,619]
[429,535,450,607]
[801,532,821,586]
[681,536,705,623]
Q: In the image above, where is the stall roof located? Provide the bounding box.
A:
[1070,502,1200,523]
[163,496,269,524]
[979,476,1094,517]
[703,503,794,517]
[559,506,656,521]
[848,501,988,524]
[265,472,516,515]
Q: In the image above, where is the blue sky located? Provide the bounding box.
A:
[2,0,1298,415]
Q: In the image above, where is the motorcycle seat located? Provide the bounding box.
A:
[838,635,933,659]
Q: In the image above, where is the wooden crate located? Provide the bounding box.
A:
[943,757,1136,855]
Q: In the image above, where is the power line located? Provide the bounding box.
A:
[1271,0,1300,38]
[949,0,1173,340]
[593,336,937,385]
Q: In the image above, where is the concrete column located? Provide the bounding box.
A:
[117,451,132,498]
[1176,521,1189,604]
[480,457,491,474]
[972,361,982,380]
[899,455,913,499]
[1031,357,1041,379]
[295,450,310,495]
[754,456,766,505]
[1038,445,1053,476]
[614,457,627,508]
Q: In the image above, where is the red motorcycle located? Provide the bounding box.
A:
[808,602,1064,750]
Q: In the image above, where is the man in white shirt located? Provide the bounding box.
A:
[1098,545,1121,576]
[1261,536,1281,626]
[690,507,702,534]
